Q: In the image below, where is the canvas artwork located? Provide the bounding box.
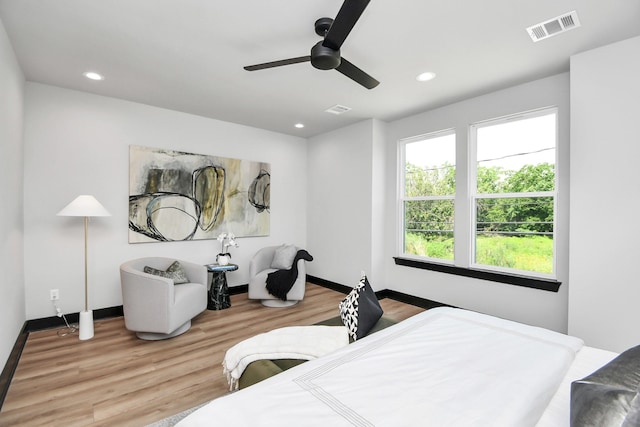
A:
[129,145,270,243]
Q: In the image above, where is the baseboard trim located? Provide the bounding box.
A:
[229,284,248,295]
[376,289,452,310]
[24,305,124,333]
[305,275,450,310]
[0,323,28,410]
[305,275,352,294]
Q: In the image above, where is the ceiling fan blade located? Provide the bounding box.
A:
[323,0,370,50]
[335,57,379,89]
[244,56,310,71]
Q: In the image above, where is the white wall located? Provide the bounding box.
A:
[0,18,25,369]
[307,119,387,290]
[23,83,307,320]
[383,74,571,333]
[568,36,640,352]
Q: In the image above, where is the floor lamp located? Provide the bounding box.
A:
[57,195,111,340]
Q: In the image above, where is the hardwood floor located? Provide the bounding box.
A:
[0,284,424,426]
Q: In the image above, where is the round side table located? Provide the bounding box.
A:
[205,263,238,310]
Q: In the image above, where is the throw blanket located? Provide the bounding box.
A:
[266,249,313,300]
[222,325,348,391]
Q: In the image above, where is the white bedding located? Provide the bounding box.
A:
[535,345,618,427]
[178,307,589,427]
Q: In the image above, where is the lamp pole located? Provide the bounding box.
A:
[84,216,89,313]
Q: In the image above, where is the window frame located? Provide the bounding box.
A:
[398,129,456,264]
[396,106,561,289]
[469,107,558,279]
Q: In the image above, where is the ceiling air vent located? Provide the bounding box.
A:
[325,104,352,115]
[526,11,581,42]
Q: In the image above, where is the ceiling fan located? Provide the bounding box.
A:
[243,0,379,89]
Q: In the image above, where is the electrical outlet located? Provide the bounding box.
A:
[50,289,59,301]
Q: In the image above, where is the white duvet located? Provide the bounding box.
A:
[178,307,584,427]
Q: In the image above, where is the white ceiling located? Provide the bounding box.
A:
[1,0,639,138]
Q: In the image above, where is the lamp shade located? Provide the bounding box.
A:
[57,195,111,217]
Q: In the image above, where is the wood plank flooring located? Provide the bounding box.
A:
[0,284,424,426]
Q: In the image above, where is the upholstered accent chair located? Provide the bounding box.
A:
[120,257,207,340]
[248,245,307,307]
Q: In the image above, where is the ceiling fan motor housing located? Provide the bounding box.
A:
[311,41,341,70]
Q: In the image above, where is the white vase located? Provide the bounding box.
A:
[217,254,230,265]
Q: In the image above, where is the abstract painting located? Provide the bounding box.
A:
[129,145,270,243]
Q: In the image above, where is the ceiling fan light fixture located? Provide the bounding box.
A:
[416,71,436,82]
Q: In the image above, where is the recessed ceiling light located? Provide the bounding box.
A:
[294,123,304,129]
[416,71,436,82]
[83,71,104,81]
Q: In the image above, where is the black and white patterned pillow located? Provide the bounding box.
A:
[144,261,189,284]
[338,274,383,341]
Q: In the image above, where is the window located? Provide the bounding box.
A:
[400,130,456,262]
[471,109,557,277]
[398,107,558,282]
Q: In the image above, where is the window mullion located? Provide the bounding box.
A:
[404,195,455,202]
[462,125,478,269]
[475,191,555,199]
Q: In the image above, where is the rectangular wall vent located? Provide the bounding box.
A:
[325,104,352,115]
[526,11,580,42]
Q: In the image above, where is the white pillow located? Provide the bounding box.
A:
[270,244,297,269]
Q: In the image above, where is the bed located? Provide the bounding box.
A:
[177,307,625,426]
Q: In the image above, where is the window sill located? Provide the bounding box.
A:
[393,257,561,292]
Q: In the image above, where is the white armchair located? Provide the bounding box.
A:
[120,257,207,340]
[248,245,308,307]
